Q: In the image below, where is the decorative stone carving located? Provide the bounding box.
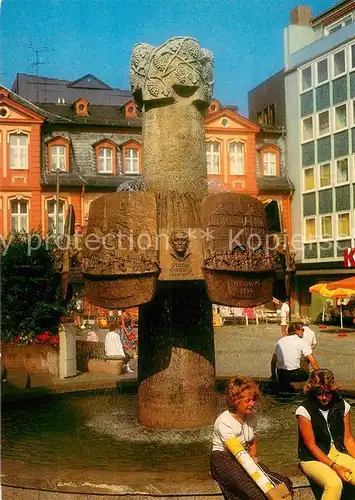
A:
[131,37,214,108]
[159,228,204,281]
[201,193,277,307]
[82,192,160,308]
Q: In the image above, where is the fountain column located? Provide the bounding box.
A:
[131,38,216,428]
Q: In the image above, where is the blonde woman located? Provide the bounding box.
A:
[211,376,293,499]
[296,369,355,499]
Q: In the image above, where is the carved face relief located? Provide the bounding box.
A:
[169,230,190,260]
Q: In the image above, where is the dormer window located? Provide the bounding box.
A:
[74,98,89,116]
[208,99,221,115]
[124,101,137,117]
[94,140,116,174]
[98,148,113,173]
[121,140,142,174]
[261,145,280,176]
[48,137,70,172]
[324,13,353,36]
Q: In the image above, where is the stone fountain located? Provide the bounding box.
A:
[82,37,278,429]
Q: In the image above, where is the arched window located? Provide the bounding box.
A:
[261,145,280,176]
[121,141,142,174]
[94,140,116,174]
[48,137,70,172]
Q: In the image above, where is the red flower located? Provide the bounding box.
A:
[36,332,51,341]
[13,336,21,342]
[49,334,60,345]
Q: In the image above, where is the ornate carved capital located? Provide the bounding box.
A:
[130,37,214,108]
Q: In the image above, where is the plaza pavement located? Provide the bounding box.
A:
[214,322,355,388]
[47,322,355,393]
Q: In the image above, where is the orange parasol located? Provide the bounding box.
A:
[327,276,355,291]
[309,283,354,329]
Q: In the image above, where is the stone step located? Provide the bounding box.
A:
[29,372,53,388]
[6,368,29,389]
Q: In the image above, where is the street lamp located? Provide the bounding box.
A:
[56,168,61,238]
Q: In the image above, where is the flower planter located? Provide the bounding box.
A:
[1,343,60,378]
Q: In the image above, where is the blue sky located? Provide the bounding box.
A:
[1,0,334,115]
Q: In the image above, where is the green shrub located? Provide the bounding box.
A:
[1,231,67,341]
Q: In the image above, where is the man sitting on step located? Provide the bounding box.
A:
[271,322,319,391]
[105,321,134,373]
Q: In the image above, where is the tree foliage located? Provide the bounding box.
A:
[1,231,67,341]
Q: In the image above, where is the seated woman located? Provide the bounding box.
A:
[211,376,293,500]
[296,368,355,499]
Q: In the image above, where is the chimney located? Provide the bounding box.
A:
[290,5,312,25]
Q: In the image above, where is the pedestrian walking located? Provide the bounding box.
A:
[273,298,290,337]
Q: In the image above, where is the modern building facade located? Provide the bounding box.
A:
[249,1,355,319]
[284,2,355,318]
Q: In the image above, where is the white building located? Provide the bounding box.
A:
[285,2,355,319]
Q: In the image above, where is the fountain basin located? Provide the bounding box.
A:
[3,390,348,499]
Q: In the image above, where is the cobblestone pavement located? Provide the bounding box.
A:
[214,323,355,386]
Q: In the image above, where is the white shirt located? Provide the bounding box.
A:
[104,330,124,357]
[274,335,312,370]
[302,325,317,350]
[295,401,351,444]
[212,409,256,452]
[280,303,290,325]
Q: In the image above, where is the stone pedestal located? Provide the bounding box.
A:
[59,324,77,378]
[138,283,216,428]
